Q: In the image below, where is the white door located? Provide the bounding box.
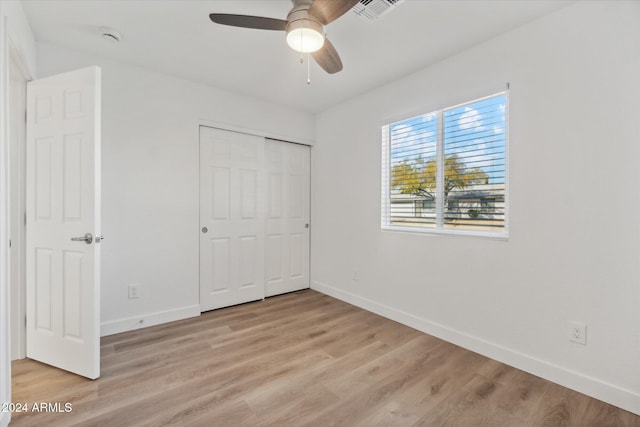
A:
[200,127,264,311]
[265,140,310,296]
[25,67,101,379]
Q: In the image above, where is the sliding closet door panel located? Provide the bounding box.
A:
[265,140,310,297]
[200,127,264,311]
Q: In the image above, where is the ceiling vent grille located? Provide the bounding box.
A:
[352,0,404,22]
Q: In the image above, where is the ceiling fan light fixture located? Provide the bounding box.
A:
[286,19,324,53]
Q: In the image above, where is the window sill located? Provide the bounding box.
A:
[381,225,509,241]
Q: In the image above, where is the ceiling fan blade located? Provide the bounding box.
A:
[312,38,343,74]
[209,14,287,31]
[308,0,361,25]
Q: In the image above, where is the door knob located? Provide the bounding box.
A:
[305,224,309,229]
[202,227,208,234]
[71,233,93,244]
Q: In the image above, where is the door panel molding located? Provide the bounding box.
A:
[199,127,265,311]
[199,128,310,312]
[26,66,101,379]
[265,139,310,297]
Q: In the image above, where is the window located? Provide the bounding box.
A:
[381,92,507,237]
[481,199,496,213]
[415,199,435,218]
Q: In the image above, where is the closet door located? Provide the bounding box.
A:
[265,140,310,296]
[199,127,264,311]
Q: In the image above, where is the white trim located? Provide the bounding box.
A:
[381,225,508,240]
[311,280,640,416]
[8,42,29,361]
[380,124,390,228]
[0,13,12,427]
[503,88,510,236]
[435,111,444,228]
[100,305,200,337]
[198,119,314,146]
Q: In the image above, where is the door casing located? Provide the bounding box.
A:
[9,44,29,361]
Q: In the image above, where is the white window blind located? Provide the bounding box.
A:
[382,92,508,237]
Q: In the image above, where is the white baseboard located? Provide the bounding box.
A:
[101,305,201,337]
[311,280,640,416]
[1,411,10,427]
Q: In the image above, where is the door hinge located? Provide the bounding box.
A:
[9,240,11,249]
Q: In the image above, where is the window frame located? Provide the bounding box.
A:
[381,91,509,239]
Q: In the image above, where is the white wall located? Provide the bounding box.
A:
[311,1,640,415]
[0,1,36,425]
[36,42,315,335]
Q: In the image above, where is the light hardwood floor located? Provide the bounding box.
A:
[10,290,640,426]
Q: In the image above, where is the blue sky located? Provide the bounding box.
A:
[389,94,506,184]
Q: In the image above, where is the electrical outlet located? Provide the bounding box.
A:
[128,284,140,299]
[568,321,587,345]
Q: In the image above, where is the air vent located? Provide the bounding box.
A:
[352,0,404,22]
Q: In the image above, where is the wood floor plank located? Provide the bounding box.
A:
[354,342,490,425]
[10,290,640,426]
[306,343,486,426]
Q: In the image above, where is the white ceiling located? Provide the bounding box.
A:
[21,0,570,113]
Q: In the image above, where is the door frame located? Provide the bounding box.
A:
[197,119,313,147]
[8,42,30,360]
[1,18,35,426]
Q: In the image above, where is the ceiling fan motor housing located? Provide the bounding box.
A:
[286,5,325,53]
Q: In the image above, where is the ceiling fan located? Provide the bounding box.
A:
[209,0,361,74]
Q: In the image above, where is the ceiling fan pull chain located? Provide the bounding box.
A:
[299,19,305,64]
[307,52,311,85]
